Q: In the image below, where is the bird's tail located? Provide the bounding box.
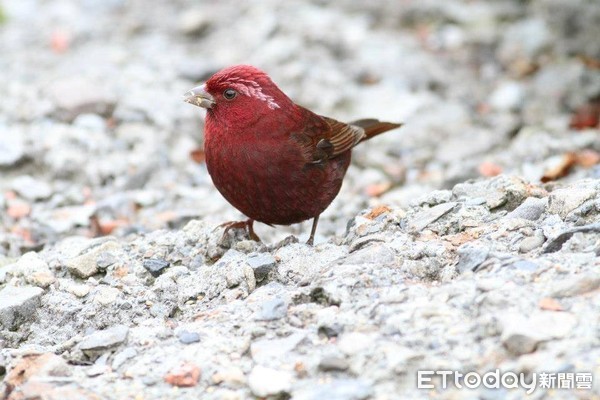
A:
[351,119,402,141]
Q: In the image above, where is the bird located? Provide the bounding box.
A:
[184,65,401,245]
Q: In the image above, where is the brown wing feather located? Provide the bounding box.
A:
[291,106,401,164]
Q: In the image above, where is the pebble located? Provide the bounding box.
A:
[255,297,288,321]
[247,253,277,281]
[0,136,26,167]
[164,362,201,387]
[0,285,44,330]
[293,379,373,400]
[250,332,306,364]
[143,259,170,277]
[8,251,55,288]
[506,197,547,221]
[178,330,201,344]
[500,312,576,355]
[66,240,122,279]
[112,347,137,370]
[456,244,490,273]
[11,175,53,201]
[78,325,129,357]
[409,202,457,231]
[518,233,545,253]
[547,187,596,219]
[318,355,349,372]
[248,365,292,398]
[549,274,600,298]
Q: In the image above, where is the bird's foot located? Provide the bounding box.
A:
[218,219,260,242]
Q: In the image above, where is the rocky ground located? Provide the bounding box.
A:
[1,0,599,399]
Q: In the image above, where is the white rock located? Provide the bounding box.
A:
[248,366,292,397]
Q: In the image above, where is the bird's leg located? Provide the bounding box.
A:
[307,215,320,246]
[219,219,261,242]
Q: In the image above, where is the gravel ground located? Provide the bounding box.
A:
[1,1,599,399]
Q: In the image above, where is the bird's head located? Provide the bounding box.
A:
[184,65,293,128]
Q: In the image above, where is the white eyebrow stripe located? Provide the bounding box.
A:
[227,77,280,110]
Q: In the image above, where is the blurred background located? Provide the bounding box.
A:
[0,0,599,255]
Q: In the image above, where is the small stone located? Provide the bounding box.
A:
[489,81,525,111]
[0,285,44,330]
[11,175,53,201]
[66,240,122,278]
[338,332,375,355]
[47,77,116,121]
[247,253,277,281]
[212,367,246,387]
[248,365,292,397]
[112,347,137,370]
[519,234,546,253]
[456,244,490,273]
[5,353,71,389]
[509,260,539,271]
[506,197,547,221]
[179,9,211,36]
[255,297,288,321]
[318,356,349,372]
[547,187,596,219]
[409,202,457,231]
[143,259,170,277]
[178,330,201,344]
[549,274,600,298]
[293,379,373,400]
[59,279,90,297]
[250,332,306,364]
[500,312,576,355]
[0,136,25,167]
[78,325,129,357]
[8,252,55,288]
[164,362,201,387]
[96,252,118,270]
[93,286,120,305]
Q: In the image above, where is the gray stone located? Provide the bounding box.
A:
[409,202,457,231]
[489,81,525,111]
[248,365,292,397]
[255,297,288,321]
[247,253,277,281]
[506,197,547,221]
[519,234,545,253]
[542,222,600,253]
[0,136,25,167]
[509,260,539,272]
[96,251,118,270]
[549,274,600,298]
[66,240,122,278]
[178,330,201,344]
[111,347,137,370]
[7,251,55,288]
[250,332,306,364]
[547,188,596,219]
[11,175,53,201]
[500,312,576,355]
[318,356,349,372]
[294,379,373,400]
[47,77,116,121]
[79,325,129,357]
[456,244,490,273]
[143,259,170,277]
[0,285,44,330]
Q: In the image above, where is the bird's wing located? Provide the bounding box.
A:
[292,107,366,165]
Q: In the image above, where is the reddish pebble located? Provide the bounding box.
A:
[164,363,201,387]
[478,161,503,177]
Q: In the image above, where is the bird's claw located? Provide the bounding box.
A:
[218,219,261,242]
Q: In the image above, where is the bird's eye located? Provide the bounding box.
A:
[223,89,237,100]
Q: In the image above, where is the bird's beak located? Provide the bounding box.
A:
[183,84,215,109]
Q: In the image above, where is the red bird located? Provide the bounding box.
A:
[184,65,401,245]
